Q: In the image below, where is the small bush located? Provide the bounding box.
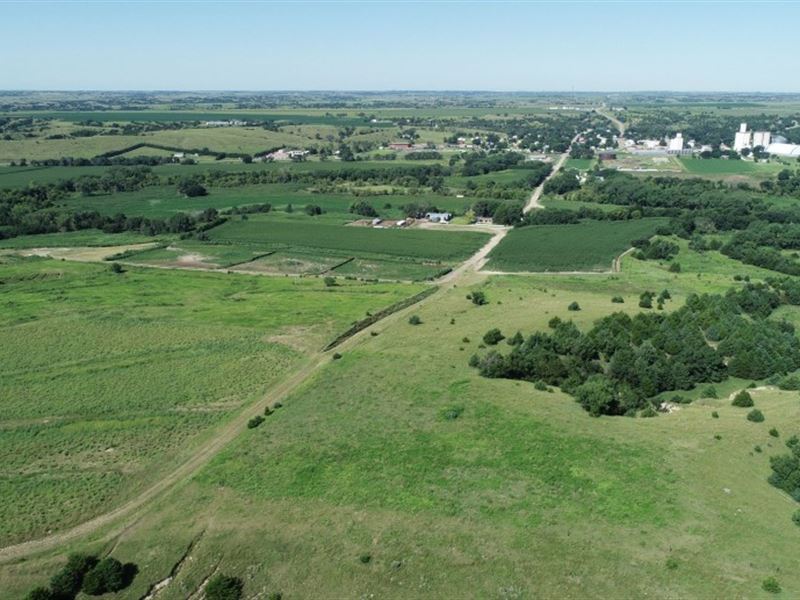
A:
[359,553,372,564]
[754,445,762,453]
[483,328,505,345]
[665,557,678,570]
[611,296,624,303]
[792,510,800,526]
[247,415,265,429]
[762,577,781,594]
[25,588,53,600]
[323,276,337,287]
[408,315,422,325]
[332,352,342,360]
[668,262,681,273]
[534,381,548,391]
[110,263,124,274]
[462,336,470,343]
[468,354,480,367]
[82,557,126,595]
[640,406,658,418]
[206,574,244,600]
[507,331,524,346]
[747,409,765,422]
[671,394,692,405]
[567,301,581,311]
[639,291,654,309]
[442,406,464,420]
[714,434,722,440]
[702,385,719,399]
[731,390,754,407]
[470,291,488,305]
[712,411,719,418]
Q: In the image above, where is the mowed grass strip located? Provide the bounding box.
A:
[207,217,491,262]
[486,218,668,272]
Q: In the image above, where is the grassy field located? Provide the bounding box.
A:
[9,247,800,598]
[485,218,668,272]
[0,229,162,249]
[679,157,787,177]
[0,256,424,545]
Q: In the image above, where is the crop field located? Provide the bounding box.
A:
[207,216,491,262]
[485,218,668,272]
[1,111,392,127]
[234,250,348,276]
[0,256,424,545]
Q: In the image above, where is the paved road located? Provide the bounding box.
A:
[523,132,582,214]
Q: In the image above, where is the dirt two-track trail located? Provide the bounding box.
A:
[0,130,590,563]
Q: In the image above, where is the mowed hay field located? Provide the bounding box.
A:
[485,218,667,272]
[22,264,800,599]
[0,256,424,544]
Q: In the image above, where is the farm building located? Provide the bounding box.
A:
[426,212,452,223]
[598,151,617,161]
[388,142,413,150]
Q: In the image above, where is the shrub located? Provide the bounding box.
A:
[665,557,678,570]
[25,588,53,600]
[49,554,98,600]
[442,406,464,420]
[611,296,624,303]
[110,263,124,274]
[769,427,779,437]
[671,395,692,405]
[268,594,282,600]
[640,406,658,418]
[762,577,781,594]
[639,291,654,308]
[247,415,265,429]
[323,276,337,287]
[206,575,244,600]
[702,385,719,399]
[778,374,800,390]
[712,411,719,418]
[483,328,505,345]
[732,390,754,407]
[534,381,548,391]
[468,354,480,367]
[359,553,372,564]
[507,331,524,346]
[793,510,800,526]
[755,445,762,453]
[567,301,581,311]
[668,262,681,273]
[462,337,470,343]
[470,291,488,305]
[82,557,125,595]
[747,409,765,422]
[408,315,422,325]
[332,352,342,360]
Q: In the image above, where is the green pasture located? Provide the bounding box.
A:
[0,256,423,544]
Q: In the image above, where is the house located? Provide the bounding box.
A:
[426,212,452,223]
[476,216,493,225]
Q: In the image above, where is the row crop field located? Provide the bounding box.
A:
[679,157,787,177]
[206,215,491,262]
[485,218,668,272]
[1,111,392,127]
[0,255,424,544]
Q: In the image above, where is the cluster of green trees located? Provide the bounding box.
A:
[470,286,800,416]
[768,435,800,502]
[0,183,224,239]
[26,553,136,599]
[632,238,679,261]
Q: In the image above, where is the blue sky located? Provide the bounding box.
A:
[0,1,797,91]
